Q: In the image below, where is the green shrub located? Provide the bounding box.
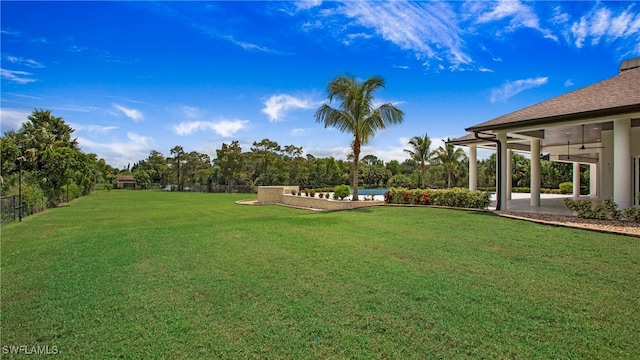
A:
[564,198,629,220]
[309,189,316,197]
[622,207,640,223]
[7,183,48,215]
[559,182,573,194]
[333,185,350,200]
[385,187,490,209]
[603,198,621,220]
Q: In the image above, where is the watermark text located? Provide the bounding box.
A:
[2,345,59,355]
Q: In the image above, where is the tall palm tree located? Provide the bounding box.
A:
[434,138,467,188]
[404,133,435,188]
[315,74,404,200]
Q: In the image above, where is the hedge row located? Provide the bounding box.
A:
[384,187,491,209]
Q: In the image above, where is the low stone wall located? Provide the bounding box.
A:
[257,186,383,211]
[281,194,383,210]
[257,186,299,204]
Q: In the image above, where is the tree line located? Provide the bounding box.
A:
[1,109,118,213]
[1,108,583,213]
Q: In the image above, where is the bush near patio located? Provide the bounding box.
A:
[385,187,491,209]
[564,197,640,222]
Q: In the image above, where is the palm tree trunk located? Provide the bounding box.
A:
[421,162,426,188]
[352,141,360,201]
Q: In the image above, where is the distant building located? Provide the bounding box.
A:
[113,175,137,189]
[451,57,640,210]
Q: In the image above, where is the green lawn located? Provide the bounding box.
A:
[1,190,638,359]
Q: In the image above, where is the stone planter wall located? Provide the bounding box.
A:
[257,186,383,211]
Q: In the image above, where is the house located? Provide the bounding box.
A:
[113,175,136,189]
[451,57,640,210]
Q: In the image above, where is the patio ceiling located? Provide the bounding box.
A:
[459,118,639,155]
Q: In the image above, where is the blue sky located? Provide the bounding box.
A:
[2,1,639,168]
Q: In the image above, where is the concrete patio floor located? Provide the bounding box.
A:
[489,193,590,216]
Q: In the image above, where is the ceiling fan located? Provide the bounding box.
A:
[578,124,605,150]
[564,141,595,162]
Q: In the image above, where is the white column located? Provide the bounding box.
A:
[530,139,541,207]
[506,149,513,200]
[497,132,508,210]
[613,118,631,208]
[589,163,598,198]
[573,162,581,198]
[469,145,477,191]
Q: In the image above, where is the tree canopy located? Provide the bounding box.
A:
[315,74,404,200]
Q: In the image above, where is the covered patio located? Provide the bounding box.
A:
[489,193,575,216]
[452,57,640,214]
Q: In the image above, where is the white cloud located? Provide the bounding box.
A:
[0,108,30,131]
[479,67,494,73]
[76,132,152,168]
[291,128,311,136]
[471,0,557,41]
[5,56,44,69]
[262,94,319,122]
[295,0,322,11]
[1,68,36,84]
[173,119,248,137]
[72,124,118,134]
[564,79,574,87]
[113,104,144,122]
[218,34,279,54]
[339,0,472,69]
[307,145,353,160]
[551,6,570,25]
[489,77,548,103]
[180,106,200,118]
[570,5,640,48]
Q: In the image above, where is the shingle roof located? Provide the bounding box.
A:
[466,65,640,133]
[114,175,135,181]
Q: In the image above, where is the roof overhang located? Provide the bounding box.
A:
[465,104,640,133]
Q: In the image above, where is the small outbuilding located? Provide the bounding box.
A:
[113,175,136,189]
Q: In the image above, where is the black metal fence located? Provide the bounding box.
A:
[1,195,24,224]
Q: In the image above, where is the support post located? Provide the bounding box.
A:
[573,162,581,199]
[530,139,541,207]
[589,163,598,198]
[613,118,631,208]
[506,149,512,200]
[469,145,477,191]
[497,132,508,210]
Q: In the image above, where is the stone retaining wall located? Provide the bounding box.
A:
[257,186,299,204]
[257,186,383,211]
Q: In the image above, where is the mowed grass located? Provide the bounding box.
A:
[1,191,639,359]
